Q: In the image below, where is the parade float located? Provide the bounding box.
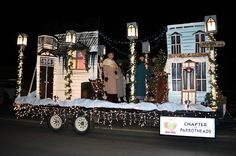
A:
[14,16,225,138]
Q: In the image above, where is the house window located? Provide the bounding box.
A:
[71,50,86,70]
[171,34,181,54]
[195,33,205,53]
[172,63,182,91]
[196,62,206,91]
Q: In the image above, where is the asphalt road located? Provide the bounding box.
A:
[0,117,236,156]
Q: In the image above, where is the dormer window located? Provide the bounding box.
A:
[195,32,205,53]
[171,33,181,54]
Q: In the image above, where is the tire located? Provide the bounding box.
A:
[48,114,63,132]
[73,116,90,135]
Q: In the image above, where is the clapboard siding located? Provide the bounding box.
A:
[53,56,98,100]
[167,22,208,54]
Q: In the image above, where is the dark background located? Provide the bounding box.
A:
[0,1,234,108]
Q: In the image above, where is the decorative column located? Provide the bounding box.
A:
[16,33,27,96]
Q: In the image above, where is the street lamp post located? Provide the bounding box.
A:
[65,30,76,100]
[16,33,27,96]
[204,15,218,110]
[142,41,150,97]
[127,22,138,102]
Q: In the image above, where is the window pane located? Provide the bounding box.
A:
[197,80,201,91]
[72,59,76,69]
[202,62,206,78]
[201,34,205,41]
[202,80,206,91]
[190,70,194,89]
[177,36,180,44]
[178,45,181,53]
[177,80,182,91]
[196,63,201,79]
[172,80,176,91]
[72,51,76,58]
[183,70,188,90]
[172,63,176,79]
[171,45,175,54]
[177,63,182,79]
[196,43,199,53]
[195,34,199,42]
[171,36,175,44]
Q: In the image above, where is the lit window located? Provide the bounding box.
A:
[71,50,86,70]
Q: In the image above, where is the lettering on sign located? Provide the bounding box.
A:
[200,41,225,48]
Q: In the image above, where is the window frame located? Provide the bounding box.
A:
[195,33,206,53]
[171,33,181,54]
[196,62,207,91]
[71,50,86,70]
[172,63,182,91]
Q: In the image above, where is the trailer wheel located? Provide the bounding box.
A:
[48,114,63,132]
[73,116,90,134]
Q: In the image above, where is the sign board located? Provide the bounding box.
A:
[200,41,225,48]
[160,116,215,138]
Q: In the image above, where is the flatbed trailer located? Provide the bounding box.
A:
[13,102,216,135]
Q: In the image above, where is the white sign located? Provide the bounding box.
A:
[160,116,215,138]
[200,41,225,48]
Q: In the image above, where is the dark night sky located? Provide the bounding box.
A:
[1,1,235,102]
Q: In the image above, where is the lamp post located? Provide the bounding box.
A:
[127,22,138,102]
[204,15,218,110]
[65,30,76,100]
[142,41,150,97]
[16,33,27,96]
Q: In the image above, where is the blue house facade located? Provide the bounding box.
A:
[164,22,210,104]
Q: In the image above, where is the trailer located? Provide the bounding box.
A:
[14,94,215,136]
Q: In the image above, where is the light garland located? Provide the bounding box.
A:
[65,49,73,100]
[168,52,209,58]
[129,41,136,102]
[99,28,167,56]
[14,103,216,129]
[145,53,149,97]
[208,34,218,111]
[16,46,25,96]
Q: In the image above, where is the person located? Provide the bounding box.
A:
[116,60,126,102]
[135,54,149,102]
[103,52,119,103]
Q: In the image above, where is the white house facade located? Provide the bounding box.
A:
[36,31,99,100]
[164,22,210,104]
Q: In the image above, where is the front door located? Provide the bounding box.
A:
[182,63,196,104]
[39,57,54,99]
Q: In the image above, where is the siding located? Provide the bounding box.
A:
[167,22,208,54]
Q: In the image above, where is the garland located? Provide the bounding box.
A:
[16,46,25,96]
[14,104,216,128]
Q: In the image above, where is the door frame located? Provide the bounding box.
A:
[181,60,196,104]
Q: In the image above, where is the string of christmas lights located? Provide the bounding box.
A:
[65,49,73,100]
[208,34,218,111]
[14,103,217,128]
[129,41,136,102]
[99,27,167,45]
[16,46,25,96]
[99,28,167,56]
